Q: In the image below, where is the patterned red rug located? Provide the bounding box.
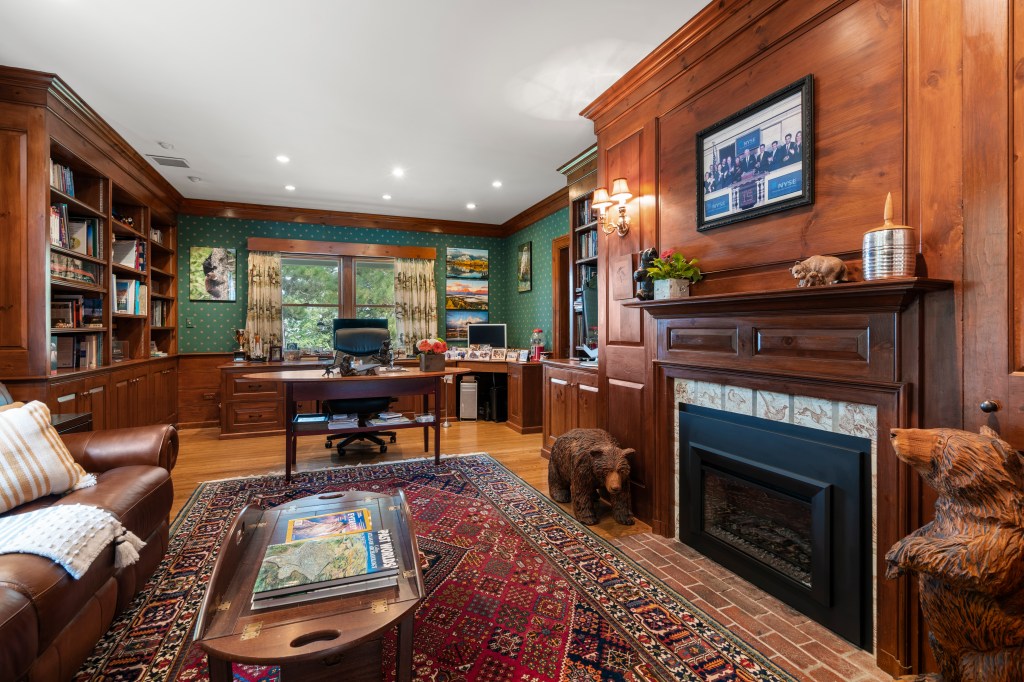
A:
[74,455,795,681]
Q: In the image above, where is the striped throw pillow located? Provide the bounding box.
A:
[0,401,95,513]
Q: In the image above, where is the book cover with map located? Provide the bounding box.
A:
[252,527,399,601]
[285,508,374,542]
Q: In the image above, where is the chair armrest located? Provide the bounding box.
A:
[62,424,178,473]
[0,587,36,682]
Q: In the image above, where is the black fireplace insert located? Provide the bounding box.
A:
[678,403,872,648]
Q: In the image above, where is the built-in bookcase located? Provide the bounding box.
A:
[570,190,598,357]
[46,141,177,375]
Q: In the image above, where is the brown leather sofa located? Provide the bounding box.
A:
[0,424,177,681]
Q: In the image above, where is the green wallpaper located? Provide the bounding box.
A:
[502,208,569,349]
[177,210,568,352]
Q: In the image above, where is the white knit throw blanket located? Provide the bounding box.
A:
[0,504,145,579]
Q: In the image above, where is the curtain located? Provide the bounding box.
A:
[244,251,282,356]
[394,258,438,355]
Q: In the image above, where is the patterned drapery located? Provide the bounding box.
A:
[394,258,438,354]
[244,251,282,356]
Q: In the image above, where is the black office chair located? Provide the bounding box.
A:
[324,318,397,454]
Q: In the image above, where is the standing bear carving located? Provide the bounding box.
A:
[548,428,634,526]
[885,426,1024,682]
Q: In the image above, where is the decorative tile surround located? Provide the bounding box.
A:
[672,378,879,645]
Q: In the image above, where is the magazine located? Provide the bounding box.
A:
[252,528,399,601]
[285,508,373,542]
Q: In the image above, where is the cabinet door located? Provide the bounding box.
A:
[48,378,83,416]
[544,368,572,449]
[507,364,523,427]
[133,368,151,426]
[150,362,177,424]
[109,369,133,429]
[575,379,600,430]
[79,374,108,431]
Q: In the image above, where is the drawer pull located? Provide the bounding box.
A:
[579,385,599,393]
[247,384,263,390]
[203,392,216,400]
[161,369,172,375]
[57,394,76,404]
[550,378,568,386]
[246,413,263,420]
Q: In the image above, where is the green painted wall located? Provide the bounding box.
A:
[177,210,568,353]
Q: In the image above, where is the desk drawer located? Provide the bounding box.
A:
[226,401,284,431]
[228,377,282,400]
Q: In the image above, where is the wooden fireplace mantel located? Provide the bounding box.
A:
[637,276,953,675]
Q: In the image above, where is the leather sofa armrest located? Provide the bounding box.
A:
[0,587,37,682]
[62,424,178,473]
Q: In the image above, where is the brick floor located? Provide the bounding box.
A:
[611,534,892,682]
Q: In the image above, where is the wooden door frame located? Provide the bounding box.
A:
[551,234,571,359]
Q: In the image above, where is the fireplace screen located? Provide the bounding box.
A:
[702,468,812,587]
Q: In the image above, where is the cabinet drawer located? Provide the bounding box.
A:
[228,377,282,399]
[227,401,284,430]
[575,369,598,389]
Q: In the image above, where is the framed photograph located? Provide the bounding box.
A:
[269,345,283,362]
[189,246,237,301]
[446,309,488,340]
[491,348,507,361]
[446,278,488,310]
[696,75,814,231]
[446,247,488,280]
[517,349,530,362]
[517,241,532,292]
[477,349,492,361]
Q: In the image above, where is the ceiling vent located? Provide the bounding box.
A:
[147,155,190,168]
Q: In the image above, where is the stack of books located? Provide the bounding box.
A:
[328,413,358,429]
[369,411,410,426]
[251,505,400,609]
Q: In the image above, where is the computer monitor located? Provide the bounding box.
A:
[467,323,507,348]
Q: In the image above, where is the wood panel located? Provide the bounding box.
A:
[606,378,649,521]
[178,354,230,427]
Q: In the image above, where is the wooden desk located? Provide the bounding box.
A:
[253,367,469,482]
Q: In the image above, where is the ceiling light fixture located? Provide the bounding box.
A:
[276,155,290,164]
[187,176,202,183]
[392,167,405,178]
[492,180,502,188]
[382,194,392,200]
[157,141,174,150]
[593,178,632,237]
[466,203,477,210]
[285,185,296,191]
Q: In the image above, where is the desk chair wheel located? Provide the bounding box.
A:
[380,445,387,453]
[389,435,397,443]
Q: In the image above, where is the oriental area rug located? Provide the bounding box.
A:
[74,455,796,682]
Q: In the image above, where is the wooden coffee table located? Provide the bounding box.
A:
[194,490,424,681]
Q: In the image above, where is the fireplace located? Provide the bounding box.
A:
[678,403,872,648]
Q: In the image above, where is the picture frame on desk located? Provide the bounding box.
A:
[269,345,282,362]
[491,348,507,361]
[517,349,529,362]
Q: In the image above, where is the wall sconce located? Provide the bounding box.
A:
[593,178,632,236]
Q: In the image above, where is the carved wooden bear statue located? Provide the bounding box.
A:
[885,426,1024,682]
[790,254,848,287]
[548,428,634,525]
[633,247,657,300]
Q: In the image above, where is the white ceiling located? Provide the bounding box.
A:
[0,1,705,224]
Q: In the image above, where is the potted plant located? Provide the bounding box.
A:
[416,337,448,372]
[645,249,702,300]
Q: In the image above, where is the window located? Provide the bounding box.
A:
[281,256,396,351]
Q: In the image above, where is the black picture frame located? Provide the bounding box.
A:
[696,75,814,231]
[269,345,282,362]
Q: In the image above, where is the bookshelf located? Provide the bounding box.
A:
[571,192,599,357]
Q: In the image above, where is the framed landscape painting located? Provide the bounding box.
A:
[446,278,488,310]
[446,247,488,280]
[696,75,814,231]
[446,309,488,340]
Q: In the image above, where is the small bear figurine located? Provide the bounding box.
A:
[886,426,1024,682]
[548,428,634,525]
[633,247,657,300]
[791,255,848,287]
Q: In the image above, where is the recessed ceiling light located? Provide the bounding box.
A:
[392,167,405,178]
[466,203,477,210]
[276,155,290,164]
[492,180,502,188]
[382,194,392,200]
[158,141,174,150]
[285,185,296,191]
[187,176,202,183]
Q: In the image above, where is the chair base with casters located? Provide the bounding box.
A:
[325,424,397,455]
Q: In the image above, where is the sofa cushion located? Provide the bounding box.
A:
[0,401,94,513]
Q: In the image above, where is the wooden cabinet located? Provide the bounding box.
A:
[149,358,178,424]
[219,363,287,438]
[47,372,109,431]
[506,362,542,434]
[541,360,601,457]
[109,363,152,429]
[557,146,599,360]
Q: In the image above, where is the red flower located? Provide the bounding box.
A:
[431,340,447,354]
[660,249,674,260]
[416,339,432,353]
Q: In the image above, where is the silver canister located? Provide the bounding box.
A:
[862,193,917,280]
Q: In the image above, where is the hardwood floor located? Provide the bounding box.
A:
[172,421,650,541]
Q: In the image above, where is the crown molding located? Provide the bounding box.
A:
[499,188,569,236]
[180,198,505,237]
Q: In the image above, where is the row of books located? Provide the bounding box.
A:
[50,159,76,197]
[112,238,146,271]
[151,299,172,327]
[575,196,593,226]
[251,501,400,609]
[577,230,599,260]
[51,296,103,328]
[51,253,100,286]
[50,206,104,258]
[113,277,148,315]
[51,333,100,370]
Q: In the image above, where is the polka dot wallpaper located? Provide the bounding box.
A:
[177,211,568,352]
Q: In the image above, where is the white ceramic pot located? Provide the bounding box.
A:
[653,278,690,300]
